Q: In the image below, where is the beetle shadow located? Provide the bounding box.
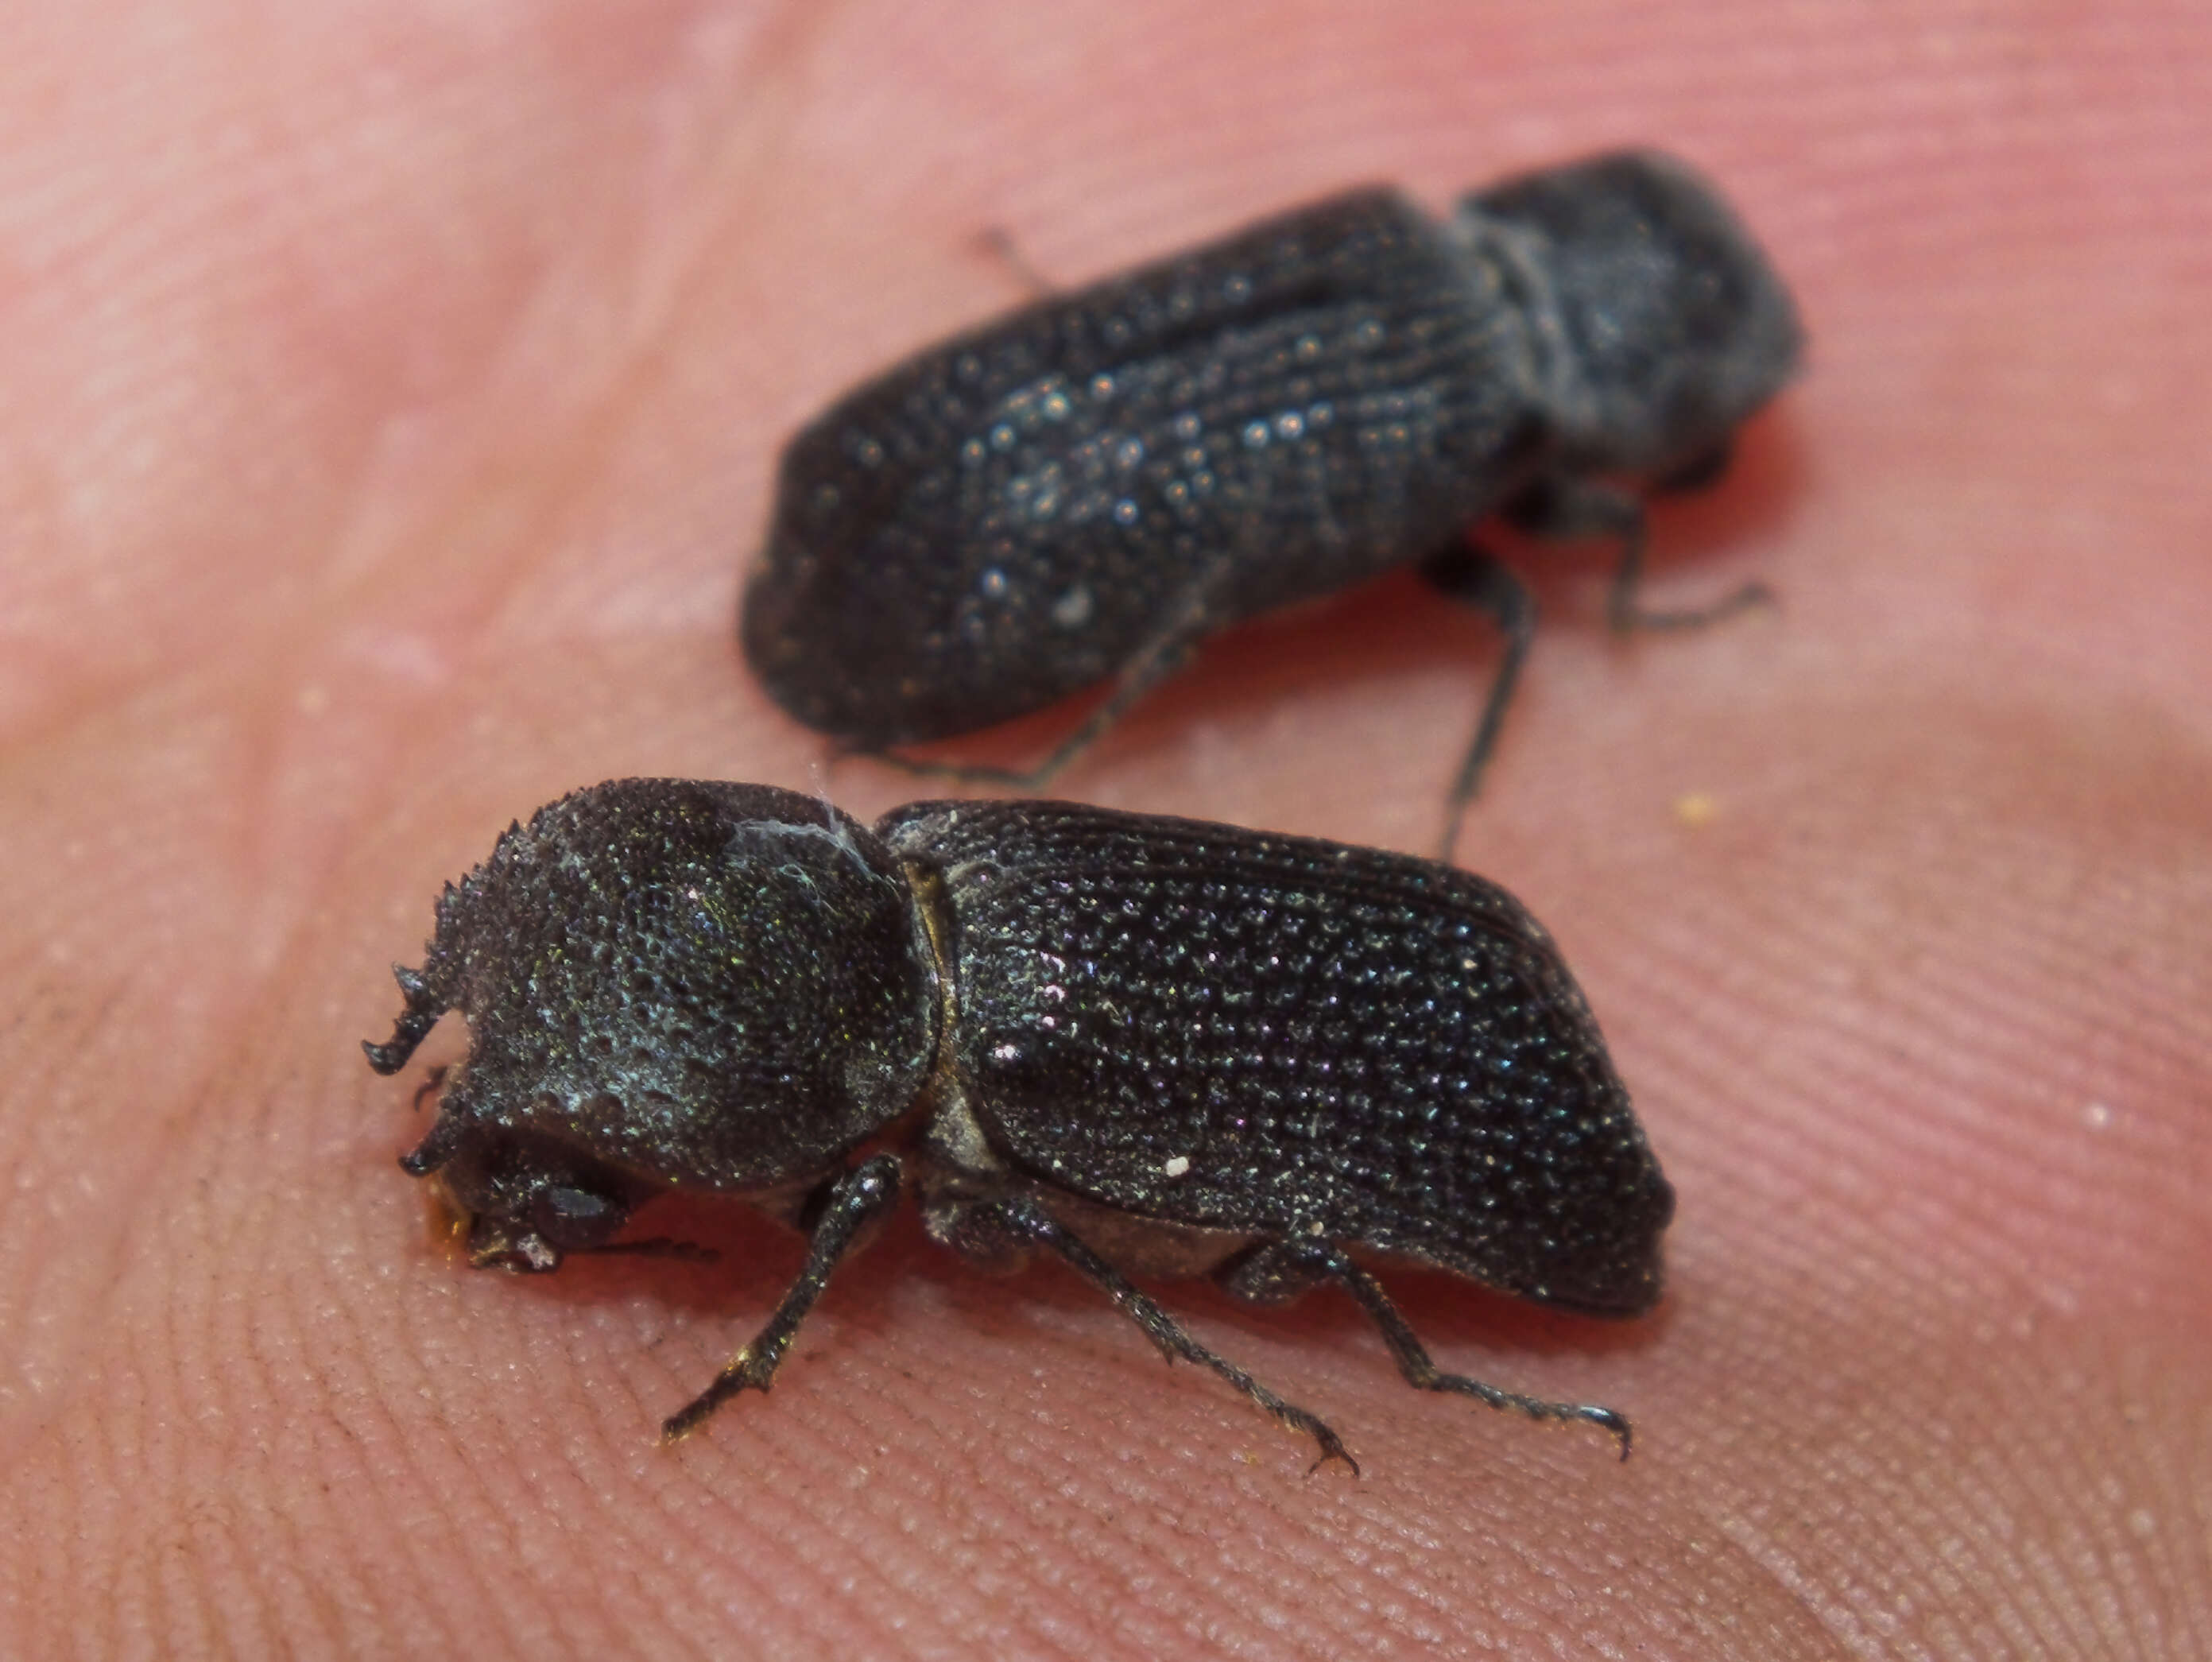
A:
[401,1178,1672,1468]
[874,410,1805,787]
[398,1183,831,1318]
[852,1203,1676,1373]
[426,1180,1674,1366]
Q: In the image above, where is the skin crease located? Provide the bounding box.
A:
[0,2,2207,1657]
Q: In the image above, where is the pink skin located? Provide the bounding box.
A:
[2,4,2207,1656]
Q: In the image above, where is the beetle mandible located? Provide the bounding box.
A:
[366,779,1673,1471]
[742,149,1801,854]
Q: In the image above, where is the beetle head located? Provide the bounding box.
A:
[366,779,941,1211]
[405,1119,653,1273]
[1466,149,1802,476]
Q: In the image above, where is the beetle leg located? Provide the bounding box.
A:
[1506,475,1772,635]
[971,225,1057,299]
[1418,543,1536,861]
[1267,1239,1636,1460]
[975,1197,1359,1476]
[661,1154,902,1443]
[364,963,456,1075]
[582,1238,720,1265]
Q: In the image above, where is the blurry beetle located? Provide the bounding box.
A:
[743,150,1801,854]
[367,779,1673,1471]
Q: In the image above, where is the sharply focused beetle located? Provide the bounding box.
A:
[743,149,1801,852]
[367,779,1672,1470]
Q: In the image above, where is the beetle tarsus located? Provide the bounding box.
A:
[1327,1249,1639,1459]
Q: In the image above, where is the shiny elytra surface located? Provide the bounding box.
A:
[745,186,1539,743]
[882,798,1672,1315]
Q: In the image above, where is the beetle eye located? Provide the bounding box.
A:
[533,1184,626,1249]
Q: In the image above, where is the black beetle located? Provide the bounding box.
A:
[366,780,1672,1471]
[742,149,1801,852]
